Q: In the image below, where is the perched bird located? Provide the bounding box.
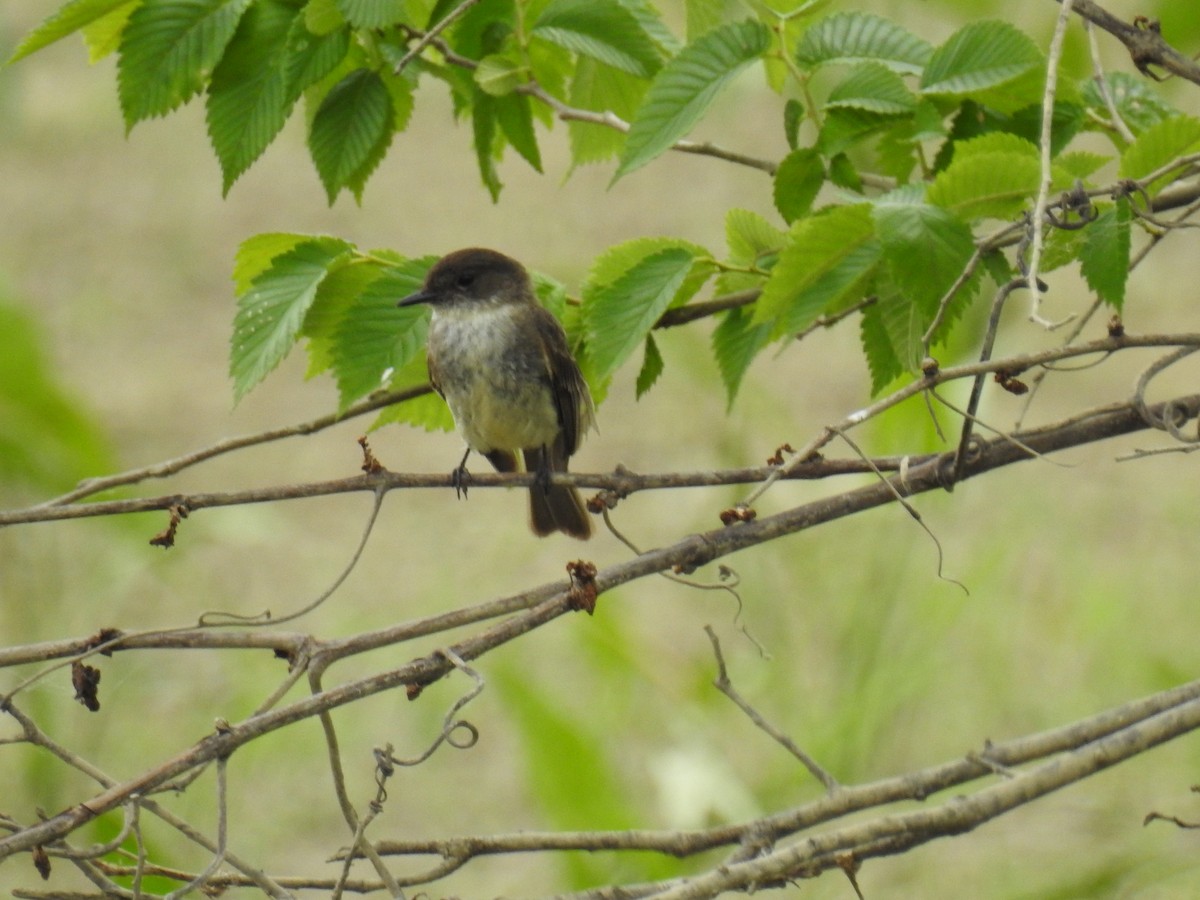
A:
[398,248,596,539]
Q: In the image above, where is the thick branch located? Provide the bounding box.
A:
[1058,0,1200,85]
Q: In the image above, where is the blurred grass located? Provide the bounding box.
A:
[2,1,1200,896]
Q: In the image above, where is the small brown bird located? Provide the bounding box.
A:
[398,248,596,539]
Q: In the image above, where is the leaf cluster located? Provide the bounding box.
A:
[13,1,1200,411]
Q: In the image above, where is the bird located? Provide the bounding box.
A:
[398,248,596,539]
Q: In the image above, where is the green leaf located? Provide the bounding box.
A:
[331,262,432,409]
[718,208,781,294]
[495,93,543,172]
[584,248,698,382]
[920,20,1042,97]
[471,91,503,201]
[614,19,770,181]
[1082,72,1178,137]
[8,0,133,63]
[567,58,647,165]
[859,299,903,394]
[584,236,713,306]
[1054,150,1111,180]
[875,277,925,372]
[712,306,771,408]
[118,0,254,128]
[230,237,353,401]
[1080,197,1131,310]
[755,204,881,338]
[304,0,345,35]
[1119,114,1200,193]
[773,147,825,223]
[795,12,932,76]
[783,97,803,150]
[308,68,394,203]
[300,259,386,377]
[233,232,310,293]
[634,333,664,398]
[335,0,405,28]
[370,375,454,433]
[284,18,351,98]
[726,207,785,263]
[825,61,916,115]
[83,1,139,62]
[532,0,662,78]
[475,52,524,96]
[873,200,977,314]
[206,0,300,194]
[926,151,1040,221]
[816,106,891,157]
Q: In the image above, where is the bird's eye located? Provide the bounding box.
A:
[456,273,475,288]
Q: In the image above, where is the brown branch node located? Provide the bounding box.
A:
[566,560,599,615]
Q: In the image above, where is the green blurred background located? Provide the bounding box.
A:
[2,1,1200,896]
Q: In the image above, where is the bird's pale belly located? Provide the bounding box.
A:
[429,308,560,453]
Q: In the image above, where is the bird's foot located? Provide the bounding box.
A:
[451,464,471,499]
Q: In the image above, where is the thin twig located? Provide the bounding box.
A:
[704,627,838,791]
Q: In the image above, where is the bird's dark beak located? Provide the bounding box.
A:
[398,289,435,307]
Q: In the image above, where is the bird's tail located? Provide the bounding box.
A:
[523,446,591,540]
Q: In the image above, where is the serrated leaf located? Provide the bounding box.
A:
[634,333,664,398]
[920,20,1041,97]
[584,236,712,300]
[726,208,785,262]
[118,0,253,128]
[773,147,824,223]
[712,306,771,408]
[926,151,1040,221]
[1119,114,1200,193]
[1080,197,1131,310]
[755,204,881,338]
[371,381,455,433]
[335,0,405,28]
[1082,72,1178,137]
[615,19,770,181]
[233,232,310,293]
[816,106,891,157]
[1054,150,1111,180]
[285,19,350,98]
[472,91,503,201]
[207,0,300,194]
[301,260,385,378]
[875,278,925,372]
[495,92,543,172]
[475,53,524,96]
[308,68,394,204]
[331,262,432,408]
[873,200,976,313]
[568,58,647,165]
[859,300,902,394]
[952,131,1038,160]
[825,60,917,115]
[8,0,132,63]
[795,12,932,75]
[718,208,780,295]
[584,248,697,382]
[533,0,662,78]
[83,1,139,61]
[230,237,353,401]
